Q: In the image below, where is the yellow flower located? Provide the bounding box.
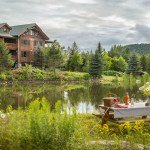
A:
[133,120,144,133]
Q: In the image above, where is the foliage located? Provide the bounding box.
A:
[127,53,142,76]
[140,55,147,71]
[126,43,150,54]
[0,39,14,70]
[146,55,150,74]
[89,42,104,78]
[103,70,123,77]
[103,50,112,71]
[43,41,64,72]
[34,47,44,68]
[110,56,128,72]
[80,51,92,72]
[63,71,90,80]
[0,98,84,150]
[66,42,83,71]
[108,45,131,62]
[0,103,150,150]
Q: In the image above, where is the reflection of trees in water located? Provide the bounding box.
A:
[67,87,90,106]
[0,82,147,111]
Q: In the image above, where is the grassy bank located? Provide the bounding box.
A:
[0,98,150,150]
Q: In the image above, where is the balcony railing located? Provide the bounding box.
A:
[7,43,18,49]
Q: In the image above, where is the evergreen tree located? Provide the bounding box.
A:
[146,55,150,74]
[140,55,147,71]
[108,45,131,62]
[127,53,142,75]
[0,40,14,70]
[89,42,104,78]
[34,47,43,68]
[80,51,92,72]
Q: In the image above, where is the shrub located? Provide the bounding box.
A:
[63,71,90,80]
[0,73,6,80]
[0,98,84,149]
[103,70,123,77]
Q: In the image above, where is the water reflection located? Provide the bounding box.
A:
[0,82,147,113]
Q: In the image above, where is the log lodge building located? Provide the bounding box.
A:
[0,23,49,67]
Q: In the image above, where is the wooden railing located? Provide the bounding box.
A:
[7,43,18,49]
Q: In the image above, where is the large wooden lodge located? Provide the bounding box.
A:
[0,23,49,66]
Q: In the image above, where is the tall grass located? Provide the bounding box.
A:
[0,98,150,149]
[0,98,85,150]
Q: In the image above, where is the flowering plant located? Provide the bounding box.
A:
[139,82,150,96]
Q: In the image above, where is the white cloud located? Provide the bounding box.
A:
[0,0,150,50]
[69,0,97,4]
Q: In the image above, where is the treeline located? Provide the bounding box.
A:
[34,42,150,77]
[126,43,150,54]
[1,39,150,78]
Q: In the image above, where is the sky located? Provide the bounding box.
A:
[1,0,150,51]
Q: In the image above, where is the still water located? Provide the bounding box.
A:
[0,82,147,113]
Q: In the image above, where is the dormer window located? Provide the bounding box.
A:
[3,27,7,32]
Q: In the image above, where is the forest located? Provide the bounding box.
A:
[1,39,150,79]
[126,43,150,54]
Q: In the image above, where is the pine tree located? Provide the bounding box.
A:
[146,55,150,74]
[89,42,104,78]
[140,55,147,71]
[34,48,43,68]
[0,40,14,70]
[127,53,142,75]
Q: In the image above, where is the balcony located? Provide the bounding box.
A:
[7,43,18,50]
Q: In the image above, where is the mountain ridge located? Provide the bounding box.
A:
[125,43,150,54]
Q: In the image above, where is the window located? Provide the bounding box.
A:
[34,41,42,46]
[9,50,16,56]
[21,40,30,45]
[21,51,29,57]
[4,38,16,43]
[3,27,7,32]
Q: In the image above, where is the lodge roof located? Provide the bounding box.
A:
[0,23,12,30]
[10,23,49,40]
[0,33,13,38]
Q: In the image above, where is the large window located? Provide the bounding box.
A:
[34,41,42,46]
[21,51,29,57]
[21,40,30,45]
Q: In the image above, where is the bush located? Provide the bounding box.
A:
[103,70,123,77]
[0,73,6,80]
[63,71,90,80]
[0,98,84,150]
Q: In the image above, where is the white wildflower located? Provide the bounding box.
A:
[139,86,145,91]
[146,82,150,85]
[0,113,6,119]
[146,87,150,92]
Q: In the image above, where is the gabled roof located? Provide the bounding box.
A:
[10,23,49,40]
[0,23,12,30]
[0,33,13,38]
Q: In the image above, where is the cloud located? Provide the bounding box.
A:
[133,24,150,40]
[69,0,97,4]
[0,0,150,50]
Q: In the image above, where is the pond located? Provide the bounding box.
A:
[0,82,147,113]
